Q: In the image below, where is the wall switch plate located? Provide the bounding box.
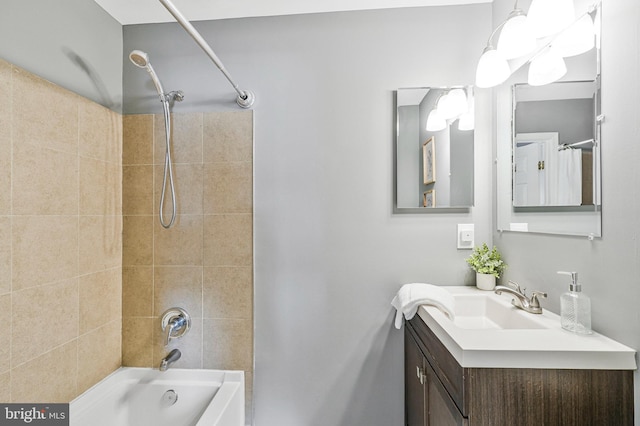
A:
[457,224,474,250]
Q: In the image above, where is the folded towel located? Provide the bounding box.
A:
[391,283,455,329]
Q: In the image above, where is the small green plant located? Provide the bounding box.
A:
[466,243,507,278]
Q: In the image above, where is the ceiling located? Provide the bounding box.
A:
[94,0,490,25]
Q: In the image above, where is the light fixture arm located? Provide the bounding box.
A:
[484,20,508,49]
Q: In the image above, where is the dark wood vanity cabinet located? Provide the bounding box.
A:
[405,316,634,426]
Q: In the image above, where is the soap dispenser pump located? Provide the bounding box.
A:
[558,271,592,335]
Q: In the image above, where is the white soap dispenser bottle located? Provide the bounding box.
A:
[558,271,592,335]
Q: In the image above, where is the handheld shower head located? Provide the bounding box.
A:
[129,49,165,99]
[129,50,150,68]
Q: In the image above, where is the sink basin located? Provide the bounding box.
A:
[452,294,546,330]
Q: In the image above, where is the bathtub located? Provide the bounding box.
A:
[70,367,244,426]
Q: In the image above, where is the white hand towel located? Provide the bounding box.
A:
[391,283,455,329]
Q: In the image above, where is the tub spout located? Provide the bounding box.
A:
[159,349,181,371]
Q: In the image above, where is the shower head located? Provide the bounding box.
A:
[129,49,165,100]
[129,50,149,68]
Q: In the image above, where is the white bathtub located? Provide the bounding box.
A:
[70,367,244,426]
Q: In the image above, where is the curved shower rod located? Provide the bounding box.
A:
[158,0,255,108]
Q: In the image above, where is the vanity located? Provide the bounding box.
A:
[404,286,636,426]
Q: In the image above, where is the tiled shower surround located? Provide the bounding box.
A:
[0,58,254,417]
[122,111,254,417]
[0,59,123,402]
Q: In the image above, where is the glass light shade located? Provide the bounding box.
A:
[437,89,467,119]
[554,14,595,57]
[458,107,475,131]
[497,12,537,59]
[527,0,575,39]
[426,109,447,132]
[528,48,567,86]
[475,48,511,88]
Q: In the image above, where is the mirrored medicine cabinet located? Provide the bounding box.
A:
[395,87,475,213]
[496,2,602,237]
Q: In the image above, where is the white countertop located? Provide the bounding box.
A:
[416,286,637,370]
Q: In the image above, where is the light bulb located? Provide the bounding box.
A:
[426,109,447,132]
[475,47,511,88]
[527,0,575,39]
[458,106,475,131]
[438,89,467,119]
[554,14,595,57]
[497,11,537,59]
[528,47,567,86]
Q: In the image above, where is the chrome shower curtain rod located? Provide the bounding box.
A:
[158,0,255,108]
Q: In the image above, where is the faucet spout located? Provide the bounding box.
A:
[494,286,529,306]
[159,349,181,371]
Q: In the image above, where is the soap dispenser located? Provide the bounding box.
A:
[558,271,592,335]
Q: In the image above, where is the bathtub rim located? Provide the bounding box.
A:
[70,367,245,426]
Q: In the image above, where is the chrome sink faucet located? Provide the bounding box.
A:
[494,281,547,314]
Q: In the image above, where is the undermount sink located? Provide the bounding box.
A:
[452,294,546,330]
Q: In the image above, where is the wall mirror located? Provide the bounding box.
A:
[497,3,601,237]
[395,87,474,212]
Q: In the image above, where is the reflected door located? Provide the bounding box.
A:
[514,142,545,206]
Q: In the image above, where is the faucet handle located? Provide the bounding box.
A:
[530,291,547,309]
[161,307,191,346]
[506,281,524,294]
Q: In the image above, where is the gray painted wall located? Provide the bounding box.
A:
[0,0,123,111]
[492,0,640,423]
[450,125,474,206]
[124,6,492,425]
[515,98,594,145]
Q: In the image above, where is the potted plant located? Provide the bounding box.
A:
[466,243,507,290]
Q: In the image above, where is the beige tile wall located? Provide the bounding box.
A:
[122,111,254,420]
[0,59,123,402]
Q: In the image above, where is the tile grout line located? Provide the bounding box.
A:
[76,98,81,398]
[8,64,14,402]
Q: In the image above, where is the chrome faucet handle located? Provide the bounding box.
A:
[161,307,191,346]
[506,281,524,294]
[529,291,547,309]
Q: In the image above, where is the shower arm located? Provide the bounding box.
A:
[158,0,255,108]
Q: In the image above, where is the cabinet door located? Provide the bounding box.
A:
[405,328,426,426]
[425,361,467,426]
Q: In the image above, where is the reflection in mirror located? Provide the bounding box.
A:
[513,80,599,207]
[496,2,601,237]
[395,87,474,211]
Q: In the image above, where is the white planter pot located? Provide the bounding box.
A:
[476,272,496,291]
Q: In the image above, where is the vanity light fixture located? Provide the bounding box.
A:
[527,46,567,86]
[475,1,600,89]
